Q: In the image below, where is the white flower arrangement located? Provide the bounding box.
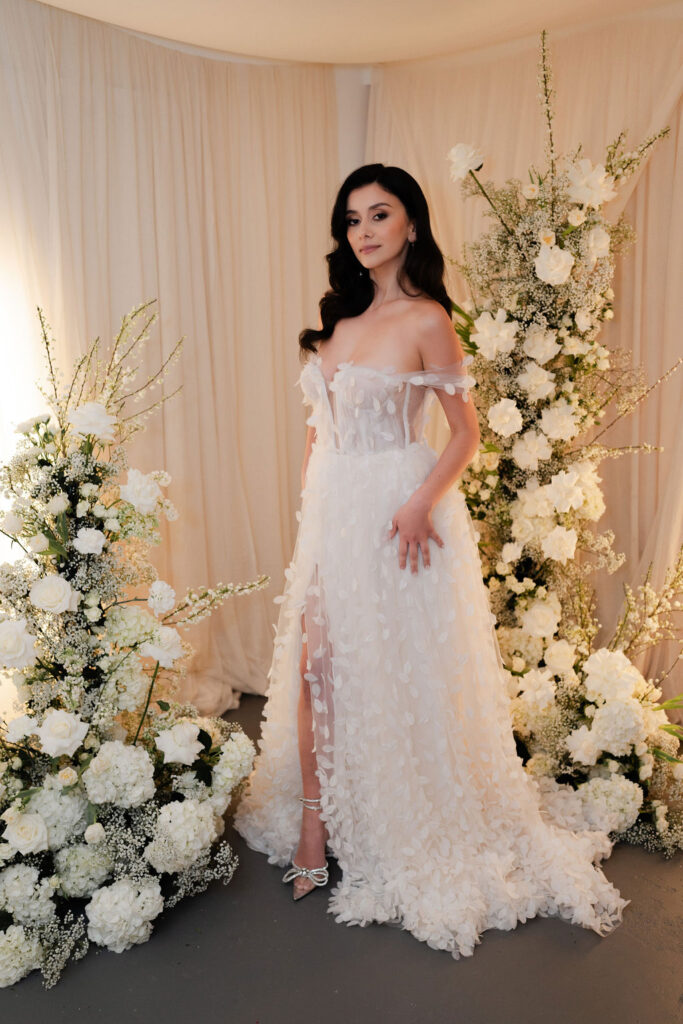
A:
[0,302,268,987]
[447,30,683,855]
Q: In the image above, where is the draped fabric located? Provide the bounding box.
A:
[0,0,339,712]
[365,7,683,711]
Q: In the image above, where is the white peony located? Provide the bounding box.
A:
[520,593,562,639]
[0,618,38,670]
[119,469,162,515]
[73,527,106,555]
[487,398,523,438]
[35,708,88,758]
[82,740,156,808]
[516,361,556,403]
[534,243,574,285]
[86,877,163,953]
[155,721,203,766]
[540,525,578,564]
[471,308,518,360]
[447,142,484,181]
[0,810,49,855]
[567,158,617,209]
[539,400,579,441]
[522,324,561,365]
[29,574,75,614]
[147,580,176,615]
[67,402,117,441]
[511,430,552,472]
[545,469,584,513]
[139,625,184,669]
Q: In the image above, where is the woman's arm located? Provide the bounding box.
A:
[301,424,316,489]
[388,304,480,573]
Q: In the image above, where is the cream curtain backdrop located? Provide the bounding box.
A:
[0,0,339,713]
[365,5,683,713]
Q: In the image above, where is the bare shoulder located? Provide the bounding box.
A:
[410,299,466,369]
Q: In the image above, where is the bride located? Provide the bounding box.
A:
[233,163,629,958]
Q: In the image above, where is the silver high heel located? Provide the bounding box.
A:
[282,796,330,900]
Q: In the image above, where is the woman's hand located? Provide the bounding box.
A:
[387,495,444,574]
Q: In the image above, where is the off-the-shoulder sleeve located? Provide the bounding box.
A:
[407,355,476,402]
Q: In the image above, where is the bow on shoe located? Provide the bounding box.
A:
[282,861,329,886]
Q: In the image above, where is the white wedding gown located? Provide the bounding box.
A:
[233,350,629,958]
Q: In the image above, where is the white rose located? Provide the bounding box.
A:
[1,812,49,855]
[139,626,184,669]
[29,574,74,613]
[538,228,555,247]
[5,714,36,743]
[28,533,50,553]
[544,639,576,675]
[46,492,69,514]
[73,527,106,555]
[84,822,105,845]
[35,709,89,758]
[447,142,484,181]
[534,243,575,286]
[567,207,586,227]
[0,512,23,535]
[119,469,162,515]
[487,398,523,438]
[67,402,117,441]
[522,183,539,199]
[56,767,78,787]
[0,618,38,670]
[155,722,204,766]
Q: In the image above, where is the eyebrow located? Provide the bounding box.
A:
[345,202,393,214]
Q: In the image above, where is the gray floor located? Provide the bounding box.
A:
[3,693,682,1024]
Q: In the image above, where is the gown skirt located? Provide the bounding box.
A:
[233,355,629,959]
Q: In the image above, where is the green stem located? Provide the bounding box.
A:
[133,660,160,745]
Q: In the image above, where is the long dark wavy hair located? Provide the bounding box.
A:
[299,163,455,358]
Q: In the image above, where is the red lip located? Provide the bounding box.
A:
[360,245,379,253]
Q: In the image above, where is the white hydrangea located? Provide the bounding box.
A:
[86,877,163,953]
[0,864,57,925]
[578,775,643,833]
[566,698,647,765]
[0,924,43,989]
[54,843,112,898]
[26,776,89,850]
[209,731,255,813]
[582,648,644,704]
[96,652,149,713]
[103,605,159,649]
[82,741,156,808]
[144,799,219,874]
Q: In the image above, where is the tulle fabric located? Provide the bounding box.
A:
[233,354,629,958]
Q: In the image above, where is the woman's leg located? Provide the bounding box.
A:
[292,609,330,896]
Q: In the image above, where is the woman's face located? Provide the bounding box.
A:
[344,183,415,270]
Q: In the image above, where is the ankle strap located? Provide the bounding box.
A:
[299,796,322,810]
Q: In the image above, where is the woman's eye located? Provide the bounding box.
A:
[346,212,387,227]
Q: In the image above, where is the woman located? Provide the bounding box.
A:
[233,164,629,958]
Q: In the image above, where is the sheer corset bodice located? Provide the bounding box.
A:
[298,353,476,455]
